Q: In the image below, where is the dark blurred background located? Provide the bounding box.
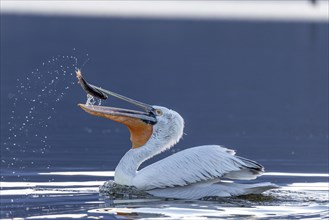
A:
[1,12,328,178]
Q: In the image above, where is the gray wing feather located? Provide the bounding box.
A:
[134,145,264,190]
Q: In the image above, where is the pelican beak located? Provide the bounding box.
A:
[78,104,157,125]
[78,88,157,148]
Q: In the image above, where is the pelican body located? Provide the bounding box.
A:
[78,72,277,199]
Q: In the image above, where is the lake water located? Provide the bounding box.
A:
[1,14,328,219]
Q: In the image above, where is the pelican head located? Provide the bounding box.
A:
[78,90,184,149]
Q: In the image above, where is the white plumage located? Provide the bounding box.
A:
[77,71,277,199]
[113,106,278,199]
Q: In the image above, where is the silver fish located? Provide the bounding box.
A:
[76,69,108,100]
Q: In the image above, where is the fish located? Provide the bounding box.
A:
[76,69,108,100]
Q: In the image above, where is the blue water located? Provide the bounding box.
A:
[1,14,328,219]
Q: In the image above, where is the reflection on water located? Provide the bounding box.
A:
[1,13,328,219]
[1,171,328,219]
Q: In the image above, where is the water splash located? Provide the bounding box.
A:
[2,52,82,172]
[86,94,102,106]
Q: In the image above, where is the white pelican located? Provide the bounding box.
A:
[77,75,277,199]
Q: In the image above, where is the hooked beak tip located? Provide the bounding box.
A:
[78,103,101,117]
[78,103,89,112]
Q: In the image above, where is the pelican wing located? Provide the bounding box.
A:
[133,145,264,190]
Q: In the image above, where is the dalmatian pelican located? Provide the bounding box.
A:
[77,70,277,199]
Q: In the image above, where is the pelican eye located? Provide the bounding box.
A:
[155,109,163,116]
